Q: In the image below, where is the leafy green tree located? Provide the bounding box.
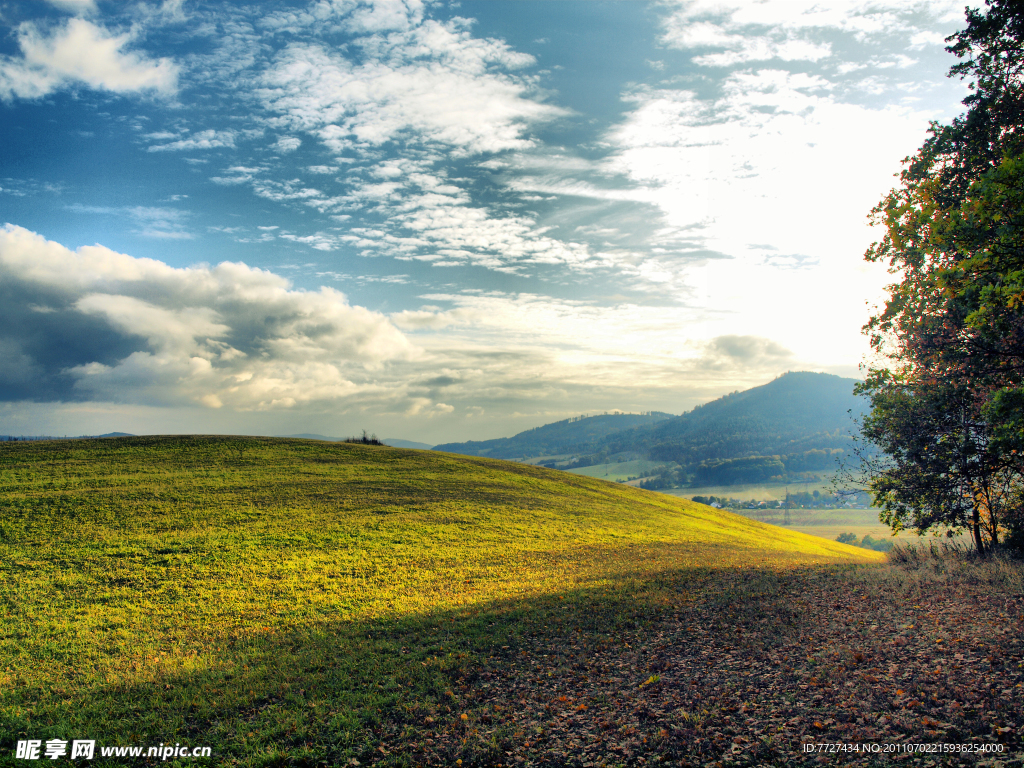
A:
[859,0,1024,553]
[857,374,1019,553]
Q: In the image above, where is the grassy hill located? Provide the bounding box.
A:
[0,436,880,766]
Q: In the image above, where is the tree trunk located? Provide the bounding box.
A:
[973,504,987,557]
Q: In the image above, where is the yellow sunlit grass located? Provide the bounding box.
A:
[0,436,880,766]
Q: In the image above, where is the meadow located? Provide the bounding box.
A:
[563,460,670,483]
[725,509,914,545]
[0,437,1019,766]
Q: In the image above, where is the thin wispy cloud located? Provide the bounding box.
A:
[68,204,193,239]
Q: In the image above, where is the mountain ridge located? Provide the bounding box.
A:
[433,411,674,459]
[435,372,867,486]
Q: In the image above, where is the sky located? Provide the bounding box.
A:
[0,0,972,444]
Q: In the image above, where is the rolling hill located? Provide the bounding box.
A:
[279,434,433,450]
[0,435,877,766]
[432,411,674,459]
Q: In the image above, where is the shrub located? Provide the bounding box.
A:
[345,430,383,446]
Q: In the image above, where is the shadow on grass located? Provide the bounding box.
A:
[0,545,859,768]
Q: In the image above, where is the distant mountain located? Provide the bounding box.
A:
[434,372,869,487]
[433,412,675,459]
[2,432,134,441]
[597,372,869,485]
[608,372,865,459]
[383,438,434,450]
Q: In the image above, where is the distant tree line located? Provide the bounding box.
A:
[691,490,872,511]
[626,449,848,489]
[836,532,895,553]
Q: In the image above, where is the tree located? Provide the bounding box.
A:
[859,0,1024,552]
[856,373,1017,553]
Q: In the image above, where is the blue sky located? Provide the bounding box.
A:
[0,0,970,443]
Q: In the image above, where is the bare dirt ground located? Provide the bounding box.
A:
[378,549,1024,767]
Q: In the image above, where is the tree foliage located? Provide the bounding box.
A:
[859,0,1024,553]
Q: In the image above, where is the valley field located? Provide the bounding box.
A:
[564,459,669,483]
[0,437,1020,767]
[661,482,837,503]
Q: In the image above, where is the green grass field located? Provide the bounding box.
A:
[0,436,882,766]
[563,459,669,482]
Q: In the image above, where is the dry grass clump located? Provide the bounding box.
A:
[882,539,1024,591]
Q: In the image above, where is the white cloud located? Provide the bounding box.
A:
[660,0,963,49]
[0,18,177,101]
[274,136,302,153]
[256,18,566,156]
[259,0,428,36]
[279,232,345,251]
[0,225,416,410]
[326,174,608,273]
[603,68,933,245]
[222,153,613,274]
[657,0,964,100]
[340,0,427,33]
[147,129,237,152]
[692,36,832,67]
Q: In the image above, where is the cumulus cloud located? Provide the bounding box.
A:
[0,18,178,101]
[0,225,416,410]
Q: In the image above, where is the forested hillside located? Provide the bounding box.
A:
[432,412,673,459]
[435,372,867,487]
[604,371,866,472]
